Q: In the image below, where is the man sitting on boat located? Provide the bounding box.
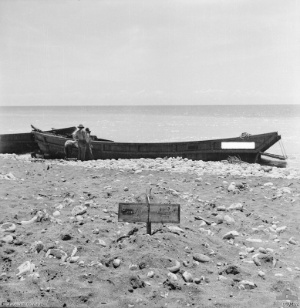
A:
[73,124,87,161]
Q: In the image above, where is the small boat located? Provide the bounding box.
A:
[0,126,76,154]
[32,129,287,164]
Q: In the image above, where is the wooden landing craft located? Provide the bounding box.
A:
[0,126,76,154]
[32,128,286,164]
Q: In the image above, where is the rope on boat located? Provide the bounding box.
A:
[279,139,288,159]
[227,155,244,164]
[240,132,252,139]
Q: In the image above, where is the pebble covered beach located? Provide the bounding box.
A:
[1,154,300,308]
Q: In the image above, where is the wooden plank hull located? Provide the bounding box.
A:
[32,130,282,163]
[0,132,38,154]
[0,127,76,154]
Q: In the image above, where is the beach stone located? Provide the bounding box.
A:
[147,271,154,278]
[252,255,261,266]
[167,226,184,234]
[72,205,87,216]
[139,262,147,269]
[223,215,235,225]
[113,259,121,268]
[227,182,236,192]
[60,233,72,241]
[258,247,267,254]
[219,265,241,276]
[0,222,16,233]
[95,239,107,247]
[76,215,84,222]
[288,237,297,245]
[278,187,292,194]
[84,200,94,207]
[239,280,257,289]
[1,235,14,244]
[56,204,64,210]
[183,260,192,267]
[130,275,145,289]
[227,203,243,211]
[13,239,23,246]
[29,241,44,253]
[16,261,35,277]
[194,278,201,284]
[193,253,211,263]
[1,172,17,180]
[129,264,138,270]
[216,206,226,211]
[246,238,262,243]
[199,228,214,236]
[215,214,224,224]
[69,256,79,263]
[167,272,178,281]
[199,221,207,227]
[258,271,266,278]
[218,275,228,281]
[223,231,239,240]
[246,247,255,253]
[46,249,67,261]
[182,271,193,282]
[276,226,287,233]
[52,210,60,217]
[163,279,182,290]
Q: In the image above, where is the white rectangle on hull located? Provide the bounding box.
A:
[221,142,255,149]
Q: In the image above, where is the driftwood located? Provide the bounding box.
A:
[116,227,139,242]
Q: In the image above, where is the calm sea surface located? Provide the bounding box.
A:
[0,105,300,168]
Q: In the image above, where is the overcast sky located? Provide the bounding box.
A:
[0,0,299,106]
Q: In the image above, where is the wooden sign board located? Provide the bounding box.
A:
[118,203,180,223]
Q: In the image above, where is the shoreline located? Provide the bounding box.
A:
[0,154,300,308]
[1,153,300,179]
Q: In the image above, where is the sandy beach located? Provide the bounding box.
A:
[0,154,300,308]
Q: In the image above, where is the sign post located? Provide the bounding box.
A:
[146,190,151,235]
[118,189,180,235]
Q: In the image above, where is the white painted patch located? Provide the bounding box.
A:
[221,142,255,149]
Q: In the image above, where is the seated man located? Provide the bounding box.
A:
[64,140,78,159]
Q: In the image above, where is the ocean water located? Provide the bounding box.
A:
[0,105,300,168]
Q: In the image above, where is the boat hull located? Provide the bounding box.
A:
[0,127,76,154]
[32,131,281,163]
[0,133,38,154]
